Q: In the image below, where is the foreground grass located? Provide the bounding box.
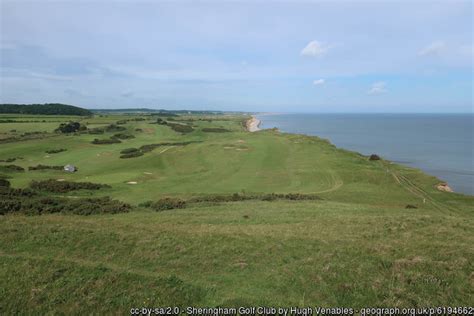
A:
[0,113,473,312]
[1,201,473,312]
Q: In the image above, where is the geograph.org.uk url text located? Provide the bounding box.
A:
[130,305,474,316]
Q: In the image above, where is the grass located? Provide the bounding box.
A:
[0,113,473,313]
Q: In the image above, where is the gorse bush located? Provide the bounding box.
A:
[30,179,111,193]
[113,133,135,140]
[120,151,144,159]
[45,148,67,154]
[28,165,63,171]
[0,165,25,172]
[149,198,187,211]
[0,186,130,215]
[92,138,122,144]
[55,121,85,134]
[155,118,167,125]
[120,148,140,154]
[105,124,127,132]
[0,157,17,162]
[168,123,193,133]
[0,179,10,187]
[202,128,231,133]
[140,193,322,211]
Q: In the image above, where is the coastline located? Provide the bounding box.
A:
[257,114,470,196]
[246,116,261,132]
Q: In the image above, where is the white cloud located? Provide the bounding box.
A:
[301,40,330,57]
[313,79,325,85]
[368,81,387,95]
[418,41,446,56]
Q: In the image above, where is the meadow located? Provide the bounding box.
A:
[0,112,473,313]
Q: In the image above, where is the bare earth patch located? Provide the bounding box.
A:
[436,183,453,192]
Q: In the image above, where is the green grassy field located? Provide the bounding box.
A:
[0,113,473,313]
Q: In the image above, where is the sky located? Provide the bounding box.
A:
[0,0,473,113]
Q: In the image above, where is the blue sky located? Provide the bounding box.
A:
[0,1,472,112]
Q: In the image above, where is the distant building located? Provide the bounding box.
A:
[64,164,76,173]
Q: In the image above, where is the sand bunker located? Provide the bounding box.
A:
[127,181,138,185]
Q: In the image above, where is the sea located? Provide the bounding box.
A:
[257,113,474,195]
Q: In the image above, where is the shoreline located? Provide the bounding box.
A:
[246,116,261,132]
[256,114,469,196]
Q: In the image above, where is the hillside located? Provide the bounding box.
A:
[0,112,473,313]
[0,103,92,116]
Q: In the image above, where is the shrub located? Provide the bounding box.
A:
[405,204,418,209]
[92,138,122,144]
[0,179,10,187]
[369,154,381,161]
[55,121,85,133]
[113,133,135,140]
[0,165,25,172]
[120,151,144,159]
[0,187,130,216]
[150,198,186,211]
[61,197,131,215]
[202,128,231,133]
[0,157,16,162]
[28,165,63,171]
[30,179,111,193]
[120,148,140,154]
[168,123,193,133]
[45,148,67,154]
[105,124,127,132]
[155,118,168,125]
[138,200,153,207]
[188,193,321,203]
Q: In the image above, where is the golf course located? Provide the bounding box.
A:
[0,108,473,313]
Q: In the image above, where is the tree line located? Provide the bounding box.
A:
[0,103,92,116]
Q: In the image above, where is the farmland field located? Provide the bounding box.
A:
[0,113,473,313]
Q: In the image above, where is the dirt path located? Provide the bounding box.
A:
[389,167,459,214]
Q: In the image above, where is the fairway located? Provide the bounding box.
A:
[1,113,473,313]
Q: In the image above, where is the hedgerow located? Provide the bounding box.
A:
[30,179,111,193]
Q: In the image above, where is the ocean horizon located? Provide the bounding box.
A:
[257,113,474,196]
